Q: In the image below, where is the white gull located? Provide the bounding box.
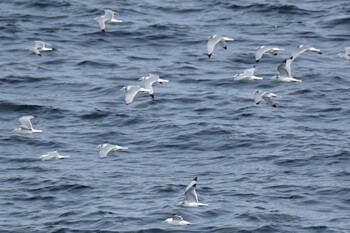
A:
[254,90,277,107]
[97,144,128,159]
[207,34,234,58]
[138,73,169,99]
[13,116,43,133]
[177,177,208,207]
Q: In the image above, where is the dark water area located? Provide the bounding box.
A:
[0,0,349,232]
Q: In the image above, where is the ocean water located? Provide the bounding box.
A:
[0,0,350,232]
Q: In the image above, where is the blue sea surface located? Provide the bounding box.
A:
[0,0,350,232]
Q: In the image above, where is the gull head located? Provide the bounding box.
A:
[271,75,278,80]
[138,76,147,81]
[12,128,20,132]
[120,87,127,91]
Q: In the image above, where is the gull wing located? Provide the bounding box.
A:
[19,116,34,129]
[124,85,143,105]
[290,45,310,61]
[243,67,255,76]
[277,59,292,78]
[99,144,115,158]
[29,46,41,55]
[96,16,106,30]
[104,10,116,20]
[254,91,266,104]
[255,46,273,62]
[185,177,198,203]
[207,35,223,56]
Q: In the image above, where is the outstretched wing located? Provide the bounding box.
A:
[255,46,272,62]
[104,10,115,20]
[185,177,198,203]
[99,144,115,158]
[207,35,223,56]
[19,116,34,129]
[124,86,142,105]
[277,59,292,78]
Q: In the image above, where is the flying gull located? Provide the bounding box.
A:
[290,44,322,61]
[255,46,284,63]
[13,116,43,133]
[207,34,234,58]
[95,9,122,32]
[39,151,70,161]
[233,66,263,81]
[254,90,277,107]
[138,73,169,99]
[272,59,301,82]
[96,144,128,159]
[177,177,208,207]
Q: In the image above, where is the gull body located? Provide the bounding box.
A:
[121,85,151,105]
[138,73,169,99]
[95,9,122,32]
[254,90,277,107]
[13,116,43,133]
[272,59,302,82]
[233,66,263,81]
[290,44,322,61]
[164,214,191,226]
[337,47,350,61]
[177,177,208,208]
[255,46,284,62]
[39,151,70,161]
[207,34,234,58]
[97,144,128,158]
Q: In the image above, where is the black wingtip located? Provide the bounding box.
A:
[256,60,259,63]
[150,94,154,100]
[208,54,211,58]
[38,54,41,56]
[289,56,294,60]
[194,177,198,181]
[256,102,260,105]
[272,104,277,108]
[273,53,278,56]
[101,29,105,33]
[319,52,322,54]
[223,46,227,50]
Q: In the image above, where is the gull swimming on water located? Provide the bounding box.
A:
[255,46,284,63]
[233,66,263,81]
[254,90,277,107]
[337,47,350,61]
[121,85,151,105]
[290,44,322,61]
[272,59,301,82]
[138,73,169,99]
[13,116,43,133]
[39,151,70,161]
[95,9,122,32]
[207,34,234,58]
[164,214,191,226]
[97,144,128,159]
[177,177,208,207]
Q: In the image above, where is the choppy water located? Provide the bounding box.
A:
[1,0,350,232]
